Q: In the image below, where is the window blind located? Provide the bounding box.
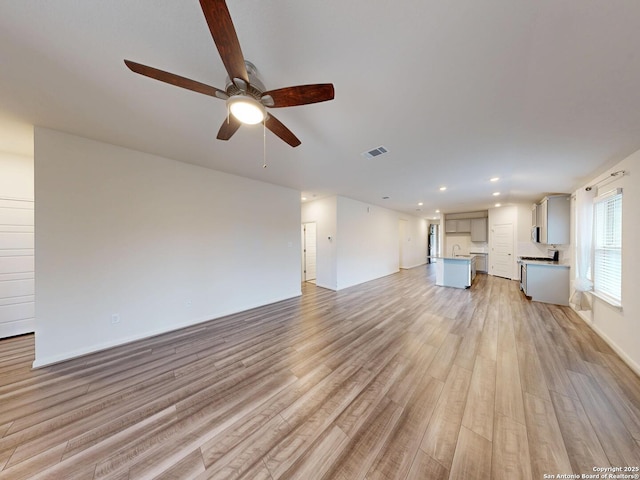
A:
[593,189,622,304]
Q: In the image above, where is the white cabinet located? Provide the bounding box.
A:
[538,195,570,244]
[470,218,487,242]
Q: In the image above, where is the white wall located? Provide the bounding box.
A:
[301,196,338,290]
[302,196,427,291]
[34,128,301,367]
[573,150,640,373]
[0,152,33,199]
[399,215,428,269]
[336,197,399,290]
[0,152,35,338]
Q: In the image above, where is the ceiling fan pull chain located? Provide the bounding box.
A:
[263,119,267,168]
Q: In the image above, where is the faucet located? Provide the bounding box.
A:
[452,244,461,257]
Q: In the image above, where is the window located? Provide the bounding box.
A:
[592,188,622,305]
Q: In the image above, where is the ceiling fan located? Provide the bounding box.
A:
[124,0,335,147]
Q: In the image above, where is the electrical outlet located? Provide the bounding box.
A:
[111,313,120,324]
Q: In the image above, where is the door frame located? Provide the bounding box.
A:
[301,222,317,282]
[490,222,515,279]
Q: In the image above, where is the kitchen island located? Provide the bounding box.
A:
[434,255,476,289]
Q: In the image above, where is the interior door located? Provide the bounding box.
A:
[303,222,316,282]
[491,223,514,279]
[0,198,35,338]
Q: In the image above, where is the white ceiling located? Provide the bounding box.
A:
[1,1,639,217]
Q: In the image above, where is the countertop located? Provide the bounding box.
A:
[518,258,570,268]
[431,255,476,261]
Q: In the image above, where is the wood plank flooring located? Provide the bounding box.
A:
[1,266,640,479]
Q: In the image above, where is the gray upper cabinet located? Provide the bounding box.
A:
[445,211,488,238]
[457,219,471,233]
[445,219,457,233]
[445,219,471,233]
[538,194,570,244]
[470,218,487,242]
[444,212,489,238]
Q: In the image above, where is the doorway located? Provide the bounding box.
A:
[398,219,407,268]
[302,222,317,283]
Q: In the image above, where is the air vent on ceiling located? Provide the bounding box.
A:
[361,146,388,159]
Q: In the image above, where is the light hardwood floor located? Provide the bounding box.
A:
[1,266,640,479]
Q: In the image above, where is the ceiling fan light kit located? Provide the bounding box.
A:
[227,96,266,125]
[124,0,334,147]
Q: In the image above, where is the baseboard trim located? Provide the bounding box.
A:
[32,291,302,368]
[0,318,35,340]
[572,306,640,377]
[400,261,427,270]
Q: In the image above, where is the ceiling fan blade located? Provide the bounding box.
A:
[124,60,228,99]
[217,115,242,140]
[264,114,301,147]
[199,0,249,87]
[262,84,335,108]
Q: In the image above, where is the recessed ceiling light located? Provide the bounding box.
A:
[495,203,501,207]
[435,209,440,213]
[439,186,447,191]
[493,192,500,196]
[418,202,423,206]
[490,177,500,182]
[301,196,307,201]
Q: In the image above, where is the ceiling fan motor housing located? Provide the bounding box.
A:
[225,60,266,99]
